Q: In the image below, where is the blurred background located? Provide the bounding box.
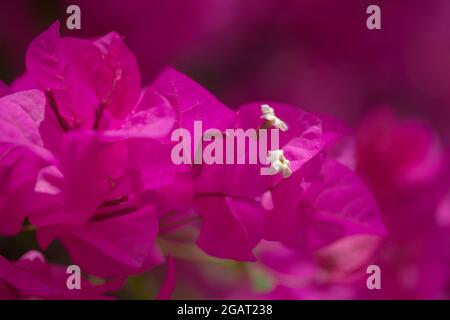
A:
[1,0,450,299]
[1,0,450,142]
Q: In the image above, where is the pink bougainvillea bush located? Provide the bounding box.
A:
[0,21,448,300]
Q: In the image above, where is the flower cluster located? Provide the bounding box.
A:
[0,22,387,299]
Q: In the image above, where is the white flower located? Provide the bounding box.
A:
[267,149,292,178]
[261,104,288,131]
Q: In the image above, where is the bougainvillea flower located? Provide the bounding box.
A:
[0,90,53,235]
[0,251,122,299]
[195,195,265,261]
[146,67,236,137]
[261,109,450,300]
[235,102,336,176]
[29,130,175,225]
[0,17,403,300]
[233,103,384,251]
[25,131,174,277]
[130,68,244,259]
[36,204,162,278]
[0,22,178,277]
[195,103,326,261]
[265,158,385,249]
[26,22,141,131]
[191,100,383,261]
